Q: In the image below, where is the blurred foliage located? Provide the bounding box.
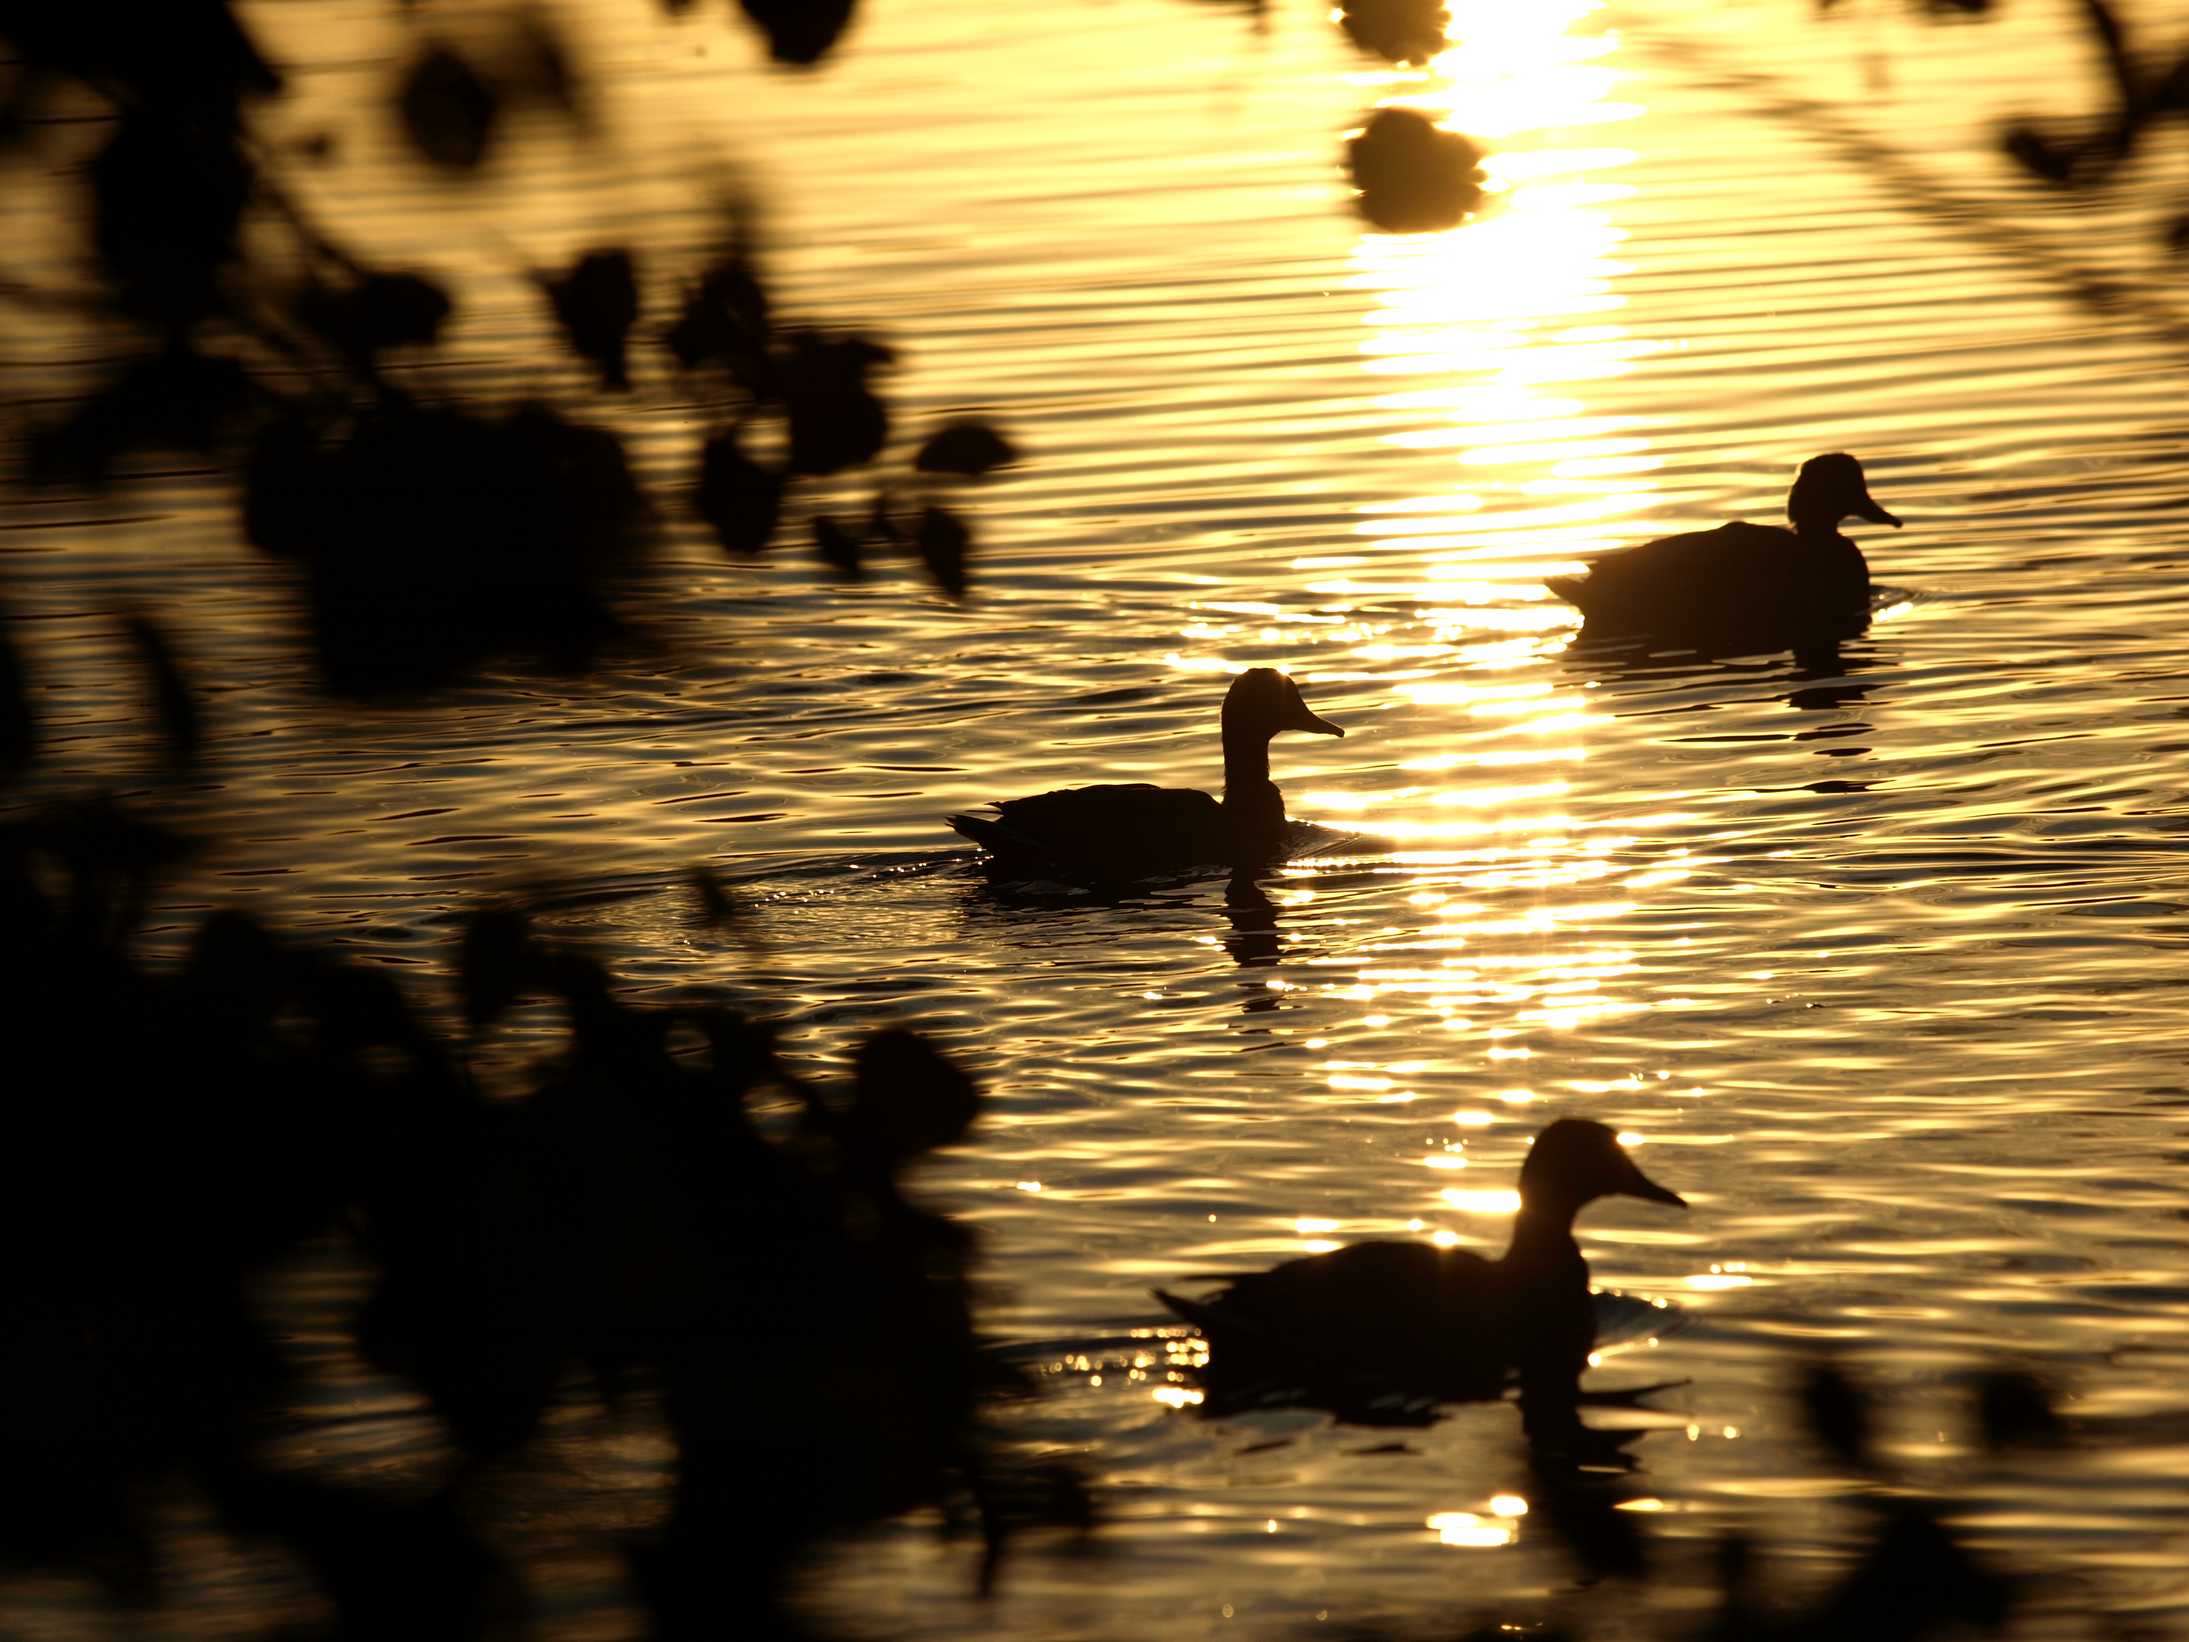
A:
[0,0,1052,1632]
[0,0,2166,1634]
[0,619,1086,1634]
[0,0,1018,699]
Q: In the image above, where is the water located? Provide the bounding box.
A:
[9,0,2189,1633]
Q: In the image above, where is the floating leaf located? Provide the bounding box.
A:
[914,419,1019,478]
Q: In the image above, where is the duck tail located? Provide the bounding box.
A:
[946,811,1015,853]
[1153,1287,1223,1332]
[1544,574,1592,610]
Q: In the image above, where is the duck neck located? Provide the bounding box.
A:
[1788,507,1841,543]
[1505,1200,1585,1271]
[1221,728,1272,804]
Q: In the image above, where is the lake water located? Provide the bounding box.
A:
[10,0,2189,1634]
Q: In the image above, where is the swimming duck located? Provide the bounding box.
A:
[1155,1119,1684,1402]
[1546,453,1901,648]
[947,668,1344,882]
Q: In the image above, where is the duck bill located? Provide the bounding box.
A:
[1624,1166,1686,1209]
[1292,707,1345,738]
[1853,491,1901,529]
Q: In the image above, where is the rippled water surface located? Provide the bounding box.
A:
[13,0,2189,1634]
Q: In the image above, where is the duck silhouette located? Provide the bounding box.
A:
[947,668,1344,883]
[1156,1119,1684,1410]
[1547,453,1901,653]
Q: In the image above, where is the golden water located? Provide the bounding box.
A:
[9,0,2189,1633]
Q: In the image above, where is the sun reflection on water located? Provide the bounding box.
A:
[1167,0,1687,1242]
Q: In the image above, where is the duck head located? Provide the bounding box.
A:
[1517,1118,1686,1223]
[1787,453,1900,537]
[1222,668,1344,746]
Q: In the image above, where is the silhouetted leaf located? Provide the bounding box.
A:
[0,612,34,777]
[398,46,499,171]
[852,1027,979,1159]
[2003,121,2087,185]
[31,349,256,487]
[689,866,737,927]
[1975,1369,2065,1450]
[1338,0,1448,65]
[914,504,970,597]
[737,0,859,65]
[867,487,903,545]
[302,402,646,693]
[509,10,586,122]
[459,903,533,1030]
[2080,0,2136,104]
[120,615,201,766]
[804,515,857,576]
[242,415,327,558]
[1799,1359,1873,1469]
[696,431,783,556]
[540,247,639,390]
[781,331,891,476]
[663,258,771,382]
[914,419,1018,478]
[296,271,452,364]
[90,112,252,328]
[1347,108,1485,233]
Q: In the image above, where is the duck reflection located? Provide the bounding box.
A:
[1564,628,1886,753]
[1156,1120,1684,1449]
[1223,869,1281,968]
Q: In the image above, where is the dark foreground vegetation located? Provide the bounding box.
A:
[0,0,2178,1635]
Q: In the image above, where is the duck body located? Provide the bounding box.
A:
[948,669,1343,883]
[1156,1119,1684,1406]
[1547,453,1900,652]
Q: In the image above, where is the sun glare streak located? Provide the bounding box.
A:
[1171,2,1671,1240]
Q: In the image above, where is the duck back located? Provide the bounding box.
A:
[1158,1240,1549,1399]
[948,783,1232,881]
[1552,520,1869,646]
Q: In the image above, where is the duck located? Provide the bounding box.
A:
[1155,1118,1685,1403]
[947,668,1344,882]
[1547,453,1901,649]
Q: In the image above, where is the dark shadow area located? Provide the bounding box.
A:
[0,639,1086,1633]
